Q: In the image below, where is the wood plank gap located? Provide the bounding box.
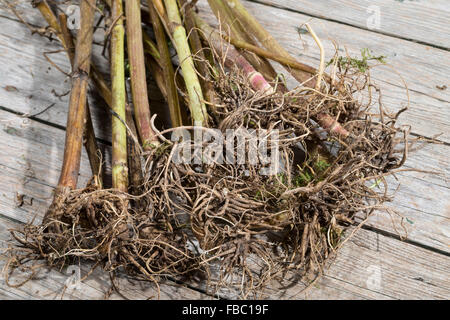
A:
[361,224,450,257]
[409,132,450,148]
[247,0,450,52]
[0,105,112,146]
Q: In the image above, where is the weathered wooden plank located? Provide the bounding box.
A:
[2,190,449,300]
[189,226,450,300]
[1,2,449,143]
[0,8,112,142]
[312,227,450,300]
[0,218,210,300]
[362,139,450,253]
[5,207,444,300]
[0,0,108,45]
[246,0,450,49]
[0,13,170,142]
[197,0,450,142]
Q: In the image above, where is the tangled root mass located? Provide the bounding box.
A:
[4,51,410,298]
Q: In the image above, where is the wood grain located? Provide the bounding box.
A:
[0,2,449,142]
[197,0,450,142]
[246,0,450,49]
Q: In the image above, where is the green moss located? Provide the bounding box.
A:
[328,48,386,72]
[369,178,383,189]
[314,158,330,174]
[154,142,171,156]
[293,170,313,187]
[254,190,263,200]
[291,156,331,188]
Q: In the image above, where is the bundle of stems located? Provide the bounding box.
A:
[32,0,340,259]
[5,0,408,297]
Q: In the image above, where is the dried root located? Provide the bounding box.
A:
[4,182,204,297]
[136,51,410,297]
[3,1,411,299]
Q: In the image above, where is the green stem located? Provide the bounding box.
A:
[111,0,128,191]
[180,0,218,118]
[163,0,208,126]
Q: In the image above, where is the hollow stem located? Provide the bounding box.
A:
[163,0,208,126]
[110,0,128,191]
[125,0,159,149]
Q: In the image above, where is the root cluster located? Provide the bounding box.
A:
[5,53,409,298]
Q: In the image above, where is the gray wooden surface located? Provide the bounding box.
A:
[0,0,449,299]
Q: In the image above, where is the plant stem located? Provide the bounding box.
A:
[125,0,159,149]
[163,0,208,126]
[217,32,324,79]
[145,57,190,127]
[126,98,144,197]
[207,0,279,84]
[58,0,96,189]
[91,65,113,106]
[152,0,166,17]
[36,1,103,186]
[198,18,348,138]
[110,0,128,191]
[305,23,325,91]
[223,0,348,137]
[148,0,182,128]
[143,32,161,62]
[195,16,272,93]
[57,13,75,61]
[225,0,315,87]
[58,13,103,188]
[180,0,218,117]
